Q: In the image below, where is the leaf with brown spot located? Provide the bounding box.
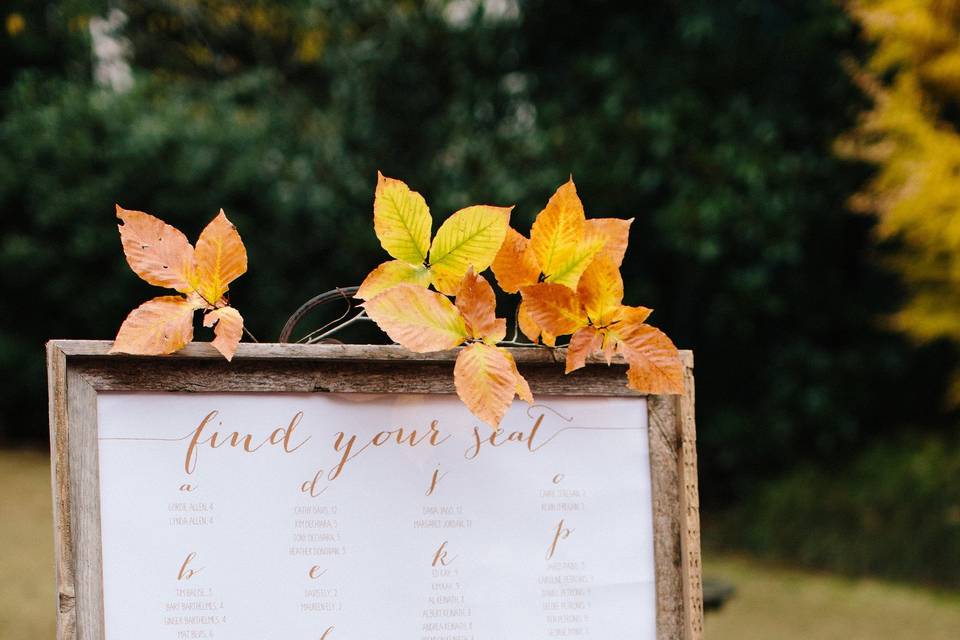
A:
[193,209,247,304]
[519,282,587,337]
[110,295,200,355]
[116,205,195,293]
[454,343,518,427]
[203,306,244,361]
[363,284,469,353]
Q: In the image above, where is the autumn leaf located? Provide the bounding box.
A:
[373,172,432,265]
[112,207,247,359]
[454,343,527,427]
[111,296,200,355]
[519,282,588,336]
[116,205,195,293]
[577,254,624,327]
[517,301,556,346]
[612,322,684,394]
[491,227,541,293]
[362,284,468,352]
[530,178,585,280]
[193,209,248,305]
[585,217,633,267]
[359,174,512,299]
[504,350,534,403]
[357,260,433,300]
[204,306,244,361]
[456,268,506,344]
[429,205,511,295]
[565,326,603,374]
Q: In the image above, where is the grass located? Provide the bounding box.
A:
[1,449,959,639]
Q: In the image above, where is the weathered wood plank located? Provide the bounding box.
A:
[677,354,704,639]
[66,369,104,640]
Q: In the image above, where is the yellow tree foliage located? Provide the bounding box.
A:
[845,1,960,383]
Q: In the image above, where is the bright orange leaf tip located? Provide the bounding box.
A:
[362,269,531,426]
[357,173,512,300]
[490,177,632,343]
[110,206,247,359]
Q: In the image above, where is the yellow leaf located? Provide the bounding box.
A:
[455,268,505,343]
[577,254,624,327]
[193,209,247,304]
[429,205,512,294]
[491,227,541,293]
[203,306,244,361]
[612,322,684,394]
[585,217,633,266]
[111,295,200,355]
[519,282,587,336]
[373,172,432,265]
[565,326,603,373]
[356,260,432,301]
[530,178,585,279]
[116,205,195,293]
[454,343,518,427]
[503,349,534,403]
[363,284,468,352]
[544,235,604,290]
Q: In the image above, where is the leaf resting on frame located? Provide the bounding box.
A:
[203,306,244,361]
[491,227,541,293]
[363,284,468,352]
[454,343,522,427]
[110,295,200,355]
[519,282,587,337]
[456,268,506,343]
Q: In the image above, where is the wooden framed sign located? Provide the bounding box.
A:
[47,340,703,640]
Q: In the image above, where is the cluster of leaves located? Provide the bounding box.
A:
[111,207,247,360]
[356,174,683,426]
[110,173,683,427]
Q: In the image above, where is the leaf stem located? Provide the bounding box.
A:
[305,310,373,343]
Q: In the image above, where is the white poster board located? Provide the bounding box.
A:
[95,392,656,640]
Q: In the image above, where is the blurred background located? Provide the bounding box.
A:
[2,0,960,637]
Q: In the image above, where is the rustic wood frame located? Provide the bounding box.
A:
[47,339,702,640]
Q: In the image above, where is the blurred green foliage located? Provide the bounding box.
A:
[713,434,960,587]
[1,0,956,515]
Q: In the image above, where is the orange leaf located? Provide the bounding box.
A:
[356,259,432,300]
[454,343,518,427]
[577,254,624,327]
[565,326,603,373]
[203,306,243,361]
[504,349,534,403]
[116,205,195,293]
[613,322,684,394]
[619,305,652,325]
[491,227,541,293]
[519,282,587,337]
[193,209,247,305]
[517,300,542,344]
[456,268,504,342]
[530,178,585,278]
[111,295,200,355]
[585,217,633,266]
[363,284,468,352]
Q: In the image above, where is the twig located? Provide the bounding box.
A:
[305,311,373,343]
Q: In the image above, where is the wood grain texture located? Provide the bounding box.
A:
[47,340,700,640]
